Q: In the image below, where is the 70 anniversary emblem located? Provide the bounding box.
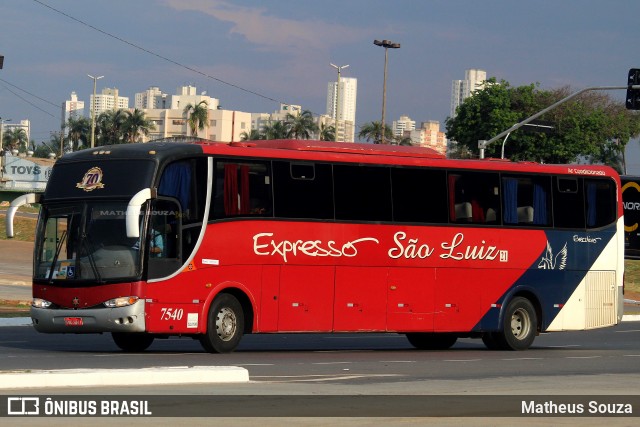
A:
[76,167,105,192]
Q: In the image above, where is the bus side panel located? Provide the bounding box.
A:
[334,266,388,332]
[258,265,280,332]
[386,267,435,332]
[433,268,523,332]
[277,265,334,332]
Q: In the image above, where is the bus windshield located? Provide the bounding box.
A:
[35,201,142,282]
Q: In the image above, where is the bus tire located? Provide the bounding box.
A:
[494,297,537,351]
[112,332,154,352]
[481,332,502,350]
[406,333,457,350]
[200,293,244,354]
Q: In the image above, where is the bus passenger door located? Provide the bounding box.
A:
[277,265,334,332]
[333,267,387,332]
[386,268,435,332]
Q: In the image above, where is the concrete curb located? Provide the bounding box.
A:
[0,366,250,389]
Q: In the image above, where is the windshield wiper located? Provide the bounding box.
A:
[82,234,103,283]
[47,230,67,284]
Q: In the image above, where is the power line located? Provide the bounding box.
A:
[32,0,286,105]
[0,77,59,108]
[0,79,58,119]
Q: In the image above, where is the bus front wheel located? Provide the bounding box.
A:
[488,297,537,351]
[200,293,244,354]
[112,332,154,352]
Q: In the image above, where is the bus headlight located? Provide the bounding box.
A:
[32,298,52,308]
[103,296,139,308]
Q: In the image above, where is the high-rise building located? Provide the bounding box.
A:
[326,77,357,142]
[90,88,129,115]
[170,85,219,111]
[407,120,447,155]
[135,86,168,109]
[392,115,416,138]
[450,69,487,118]
[61,91,84,128]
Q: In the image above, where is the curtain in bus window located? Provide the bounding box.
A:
[503,178,518,224]
[586,181,597,227]
[448,174,458,222]
[223,164,250,215]
[158,162,191,211]
[533,183,548,225]
[224,164,238,215]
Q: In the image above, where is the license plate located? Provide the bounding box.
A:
[64,317,83,327]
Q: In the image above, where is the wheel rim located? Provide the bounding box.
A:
[216,307,237,341]
[510,307,531,340]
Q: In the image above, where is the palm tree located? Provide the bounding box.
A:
[240,129,263,141]
[262,120,289,140]
[396,136,414,146]
[319,123,336,141]
[96,109,129,145]
[123,109,156,143]
[183,100,209,137]
[3,128,28,152]
[358,121,393,144]
[66,116,90,151]
[286,110,318,140]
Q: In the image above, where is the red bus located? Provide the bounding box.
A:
[6,139,624,352]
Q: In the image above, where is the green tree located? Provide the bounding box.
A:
[183,100,209,137]
[358,121,393,144]
[240,129,263,141]
[396,136,414,146]
[66,116,90,151]
[262,120,289,140]
[286,110,318,140]
[319,123,335,141]
[123,108,156,143]
[445,78,640,164]
[96,109,129,145]
[2,127,28,152]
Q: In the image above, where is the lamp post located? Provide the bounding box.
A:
[330,63,349,142]
[87,74,104,148]
[373,39,400,144]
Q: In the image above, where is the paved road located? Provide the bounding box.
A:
[0,239,32,301]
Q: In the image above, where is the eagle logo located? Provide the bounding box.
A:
[537,241,568,270]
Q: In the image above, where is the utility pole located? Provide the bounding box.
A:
[87,74,104,148]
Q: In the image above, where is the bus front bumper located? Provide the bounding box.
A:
[30,300,146,333]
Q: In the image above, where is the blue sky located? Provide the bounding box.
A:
[1,0,639,163]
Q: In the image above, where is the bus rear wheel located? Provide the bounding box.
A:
[488,297,537,351]
[406,333,457,350]
[200,293,244,354]
[112,332,154,352]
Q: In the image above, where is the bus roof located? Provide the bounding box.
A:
[229,139,446,159]
[56,139,620,180]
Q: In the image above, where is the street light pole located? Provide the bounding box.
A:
[330,63,349,142]
[87,74,104,148]
[374,39,400,144]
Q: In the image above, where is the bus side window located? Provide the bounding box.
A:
[391,167,448,224]
[502,175,551,226]
[212,160,272,219]
[334,164,392,222]
[273,161,333,219]
[553,177,585,229]
[448,171,499,224]
[585,178,616,228]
